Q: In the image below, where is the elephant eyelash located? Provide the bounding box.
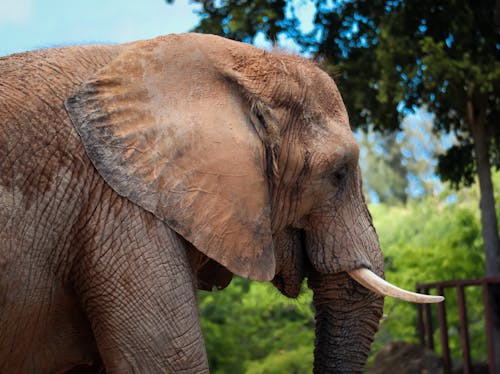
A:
[249,107,280,182]
[250,100,280,144]
[255,110,268,130]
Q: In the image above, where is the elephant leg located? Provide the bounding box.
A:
[73,198,208,373]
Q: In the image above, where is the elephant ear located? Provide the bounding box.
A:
[65,34,276,281]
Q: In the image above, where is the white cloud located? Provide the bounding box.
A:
[0,0,33,24]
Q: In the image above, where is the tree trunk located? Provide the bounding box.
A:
[467,88,500,367]
[308,272,384,373]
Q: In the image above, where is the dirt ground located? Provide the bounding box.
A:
[370,341,491,374]
[369,341,442,374]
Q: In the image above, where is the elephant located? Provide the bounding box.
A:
[0,33,442,373]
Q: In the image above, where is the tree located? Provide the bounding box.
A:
[399,111,451,199]
[358,129,409,204]
[358,108,451,204]
[190,0,294,43]
[178,0,500,358]
[372,187,487,365]
[198,277,314,373]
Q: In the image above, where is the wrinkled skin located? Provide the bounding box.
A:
[0,34,383,373]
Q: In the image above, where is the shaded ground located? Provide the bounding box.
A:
[369,341,442,374]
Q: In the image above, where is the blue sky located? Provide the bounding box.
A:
[0,0,316,56]
[0,0,202,56]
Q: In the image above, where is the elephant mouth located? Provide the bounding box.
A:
[275,229,443,304]
[347,268,444,304]
[298,226,443,304]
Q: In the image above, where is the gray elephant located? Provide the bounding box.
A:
[0,33,441,373]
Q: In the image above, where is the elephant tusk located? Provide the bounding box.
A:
[348,268,444,304]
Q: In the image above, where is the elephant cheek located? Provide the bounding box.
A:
[305,218,383,275]
[271,228,305,298]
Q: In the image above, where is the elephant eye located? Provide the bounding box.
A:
[331,164,348,185]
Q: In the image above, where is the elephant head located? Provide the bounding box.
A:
[65,33,441,372]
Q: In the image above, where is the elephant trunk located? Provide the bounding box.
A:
[308,271,384,374]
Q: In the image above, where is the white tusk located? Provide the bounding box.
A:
[348,268,444,304]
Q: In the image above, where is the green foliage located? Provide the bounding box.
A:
[187,0,297,43]
[437,143,476,188]
[245,346,313,374]
[371,185,487,363]
[358,108,451,204]
[198,277,314,373]
[323,1,500,188]
[358,129,409,204]
[356,108,455,205]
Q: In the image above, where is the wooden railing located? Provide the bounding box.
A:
[416,277,500,374]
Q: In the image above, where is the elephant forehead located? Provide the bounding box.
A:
[308,117,359,169]
[299,72,354,162]
[307,66,349,121]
